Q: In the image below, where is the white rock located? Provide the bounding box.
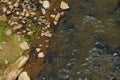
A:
[9,5,13,9]
[13,24,22,30]
[18,16,22,19]
[19,42,29,50]
[36,48,41,52]
[5,59,8,64]
[14,2,19,7]
[60,11,65,16]
[6,11,11,14]
[53,21,57,25]
[2,7,7,13]
[30,12,36,15]
[55,13,61,21]
[44,31,52,38]
[0,56,29,80]
[45,40,49,43]
[38,52,45,58]
[25,13,29,17]
[60,1,69,10]
[41,33,44,36]
[21,12,25,16]
[17,56,29,69]
[6,29,12,36]
[18,71,30,80]
[41,8,46,14]
[33,17,37,20]
[2,42,6,44]
[7,1,12,5]
[16,11,20,15]
[42,0,50,9]
[27,31,33,35]
[50,14,55,18]
[39,44,43,47]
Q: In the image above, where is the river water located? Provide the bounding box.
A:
[35,0,120,80]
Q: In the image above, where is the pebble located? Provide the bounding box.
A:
[42,0,50,9]
[16,11,20,15]
[53,21,58,25]
[39,44,43,47]
[19,42,30,50]
[14,2,19,7]
[30,12,36,16]
[5,59,8,64]
[36,48,41,52]
[60,1,69,10]
[13,24,22,30]
[55,13,61,21]
[27,31,33,35]
[38,52,45,58]
[18,71,30,80]
[6,11,11,14]
[50,14,55,18]
[5,29,12,36]
[9,5,13,9]
[21,12,25,16]
[2,42,6,44]
[33,17,37,20]
[41,8,46,14]
[25,13,29,17]
[7,1,12,5]
[44,31,52,38]
[2,7,7,13]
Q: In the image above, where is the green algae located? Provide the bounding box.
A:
[26,22,41,44]
[0,20,8,42]
[0,20,27,70]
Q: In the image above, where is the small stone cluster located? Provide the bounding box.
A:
[0,0,69,58]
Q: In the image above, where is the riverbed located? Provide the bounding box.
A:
[35,0,120,80]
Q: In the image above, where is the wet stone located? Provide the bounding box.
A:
[65,62,76,71]
[58,69,70,80]
[110,77,117,80]
[94,41,109,51]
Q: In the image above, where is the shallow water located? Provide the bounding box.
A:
[35,0,120,80]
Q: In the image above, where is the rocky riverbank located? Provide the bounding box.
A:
[0,0,69,80]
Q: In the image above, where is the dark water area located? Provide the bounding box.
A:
[35,0,120,80]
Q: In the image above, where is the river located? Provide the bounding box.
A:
[34,0,120,80]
